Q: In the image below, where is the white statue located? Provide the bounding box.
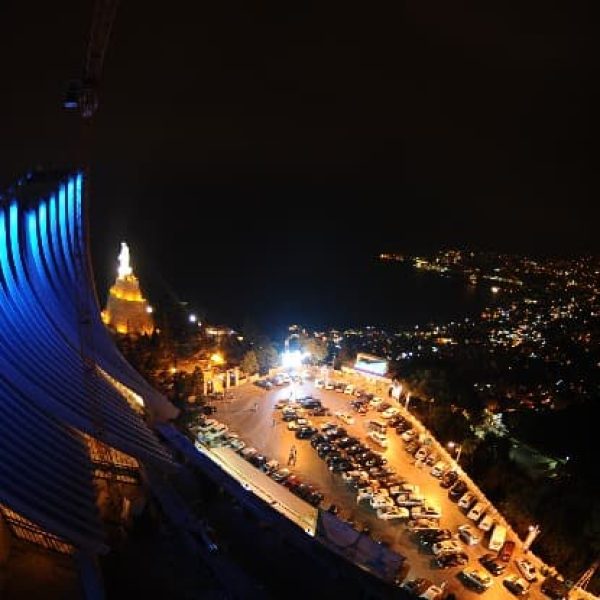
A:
[117,242,132,278]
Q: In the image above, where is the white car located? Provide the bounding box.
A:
[515,558,538,582]
[287,417,312,430]
[325,382,335,390]
[415,446,429,461]
[432,539,463,556]
[478,514,494,531]
[370,494,395,510]
[196,418,218,433]
[367,431,388,448]
[458,492,475,510]
[369,396,384,409]
[458,523,480,545]
[430,461,448,478]
[411,505,442,520]
[203,423,229,441]
[382,406,400,419]
[377,506,410,521]
[356,487,375,502]
[335,411,355,425]
[315,379,324,389]
[344,385,355,395]
[467,502,486,521]
[401,429,417,442]
[396,493,425,507]
[419,584,445,600]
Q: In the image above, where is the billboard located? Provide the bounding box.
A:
[354,353,388,377]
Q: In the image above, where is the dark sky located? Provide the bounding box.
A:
[0,1,594,329]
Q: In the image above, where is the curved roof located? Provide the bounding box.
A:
[0,172,176,553]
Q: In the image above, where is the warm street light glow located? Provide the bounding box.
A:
[491,286,500,294]
[146,305,153,314]
[211,353,224,364]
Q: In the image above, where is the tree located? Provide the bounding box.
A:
[302,336,328,364]
[241,350,259,375]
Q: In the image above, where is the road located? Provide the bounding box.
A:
[208,378,545,600]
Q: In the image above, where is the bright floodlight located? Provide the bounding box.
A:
[189,313,197,323]
[281,350,309,369]
[146,305,154,314]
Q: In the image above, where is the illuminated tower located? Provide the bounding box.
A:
[102,242,154,335]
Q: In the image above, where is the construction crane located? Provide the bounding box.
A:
[64,0,124,481]
[64,0,121,119]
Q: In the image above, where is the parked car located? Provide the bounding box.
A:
[367,431,389,448]
[432,539,463,556]
[499,541,515,563]
[430,461,448,478]
[296,426,317,439]
[503,575,530,596]
[515,558,538,582]
[436,551,469,569]
[402,578,433,596]
[458,492,475,511]
[402,429,417,442]
[440,471,459,489]
[449,480,468,501]
[382,406,401,419]
[411,505,442,520]
[419,529,452,546]
[480,553,506,576]
[377,506,410,521]
[270,468,291,482]
[478,514,494,532]
[335,411,355,425]
[458,523,480,545]
[461,568,493,591]
[415,446,429,461]
[467,501,486,521]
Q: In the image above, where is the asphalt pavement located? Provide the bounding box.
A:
[210,379,546,600]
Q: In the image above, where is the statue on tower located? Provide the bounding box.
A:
[102,242,154,335]
[117,241,133,279]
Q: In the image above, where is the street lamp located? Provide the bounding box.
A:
[523,524,541,552]
[448,441,462,464]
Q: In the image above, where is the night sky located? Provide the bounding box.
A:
[0,1,594,329]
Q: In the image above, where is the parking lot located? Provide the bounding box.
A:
[197,375,550,600]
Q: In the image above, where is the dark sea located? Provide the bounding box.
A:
[191,258,491,339]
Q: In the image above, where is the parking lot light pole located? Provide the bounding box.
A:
[448,441,462,464]
[523,524,541,552]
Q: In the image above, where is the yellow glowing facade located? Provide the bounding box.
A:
[102,242,154,336]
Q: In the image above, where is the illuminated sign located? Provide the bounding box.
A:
[354,353,388,377]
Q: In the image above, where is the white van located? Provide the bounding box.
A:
[488,524,506,551]
[467,502,485,521]
[344,384,355,395]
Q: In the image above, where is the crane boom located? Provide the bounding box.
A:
[64,0,121,119]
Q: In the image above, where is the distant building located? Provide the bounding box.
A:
[102,242,154,335]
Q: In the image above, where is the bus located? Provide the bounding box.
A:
[488,524,506,551]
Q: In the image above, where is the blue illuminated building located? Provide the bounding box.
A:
[0,171,178,591]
